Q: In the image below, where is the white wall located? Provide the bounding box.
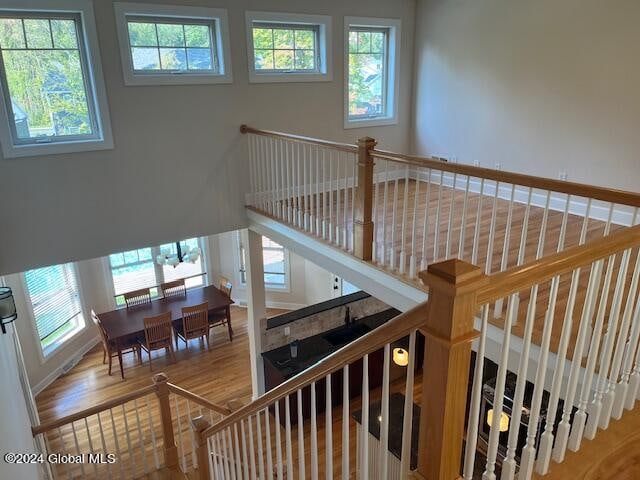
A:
[412,0,640,191]
[211,230,335,309]
[0,0,416,276]
[0,325,42,480]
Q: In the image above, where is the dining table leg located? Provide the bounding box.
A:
[116,337,125,380]
[226,305,233,341]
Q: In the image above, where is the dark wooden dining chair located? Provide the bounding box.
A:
[174,302,210,350]
[161,278,186,299]
[91,310,141,376]
[140,312,176,371]
[209,278,232,341]
[124,287,152,308]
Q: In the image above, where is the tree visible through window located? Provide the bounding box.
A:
[348,27,388,119]
[0,14,97,142]
[252,24,318,72]
[127,18,216,72]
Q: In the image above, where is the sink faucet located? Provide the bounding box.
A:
[344,306,351,325]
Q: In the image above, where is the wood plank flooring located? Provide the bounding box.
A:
[257,178,636,355]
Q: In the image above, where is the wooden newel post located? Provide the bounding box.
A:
[192,416,212,480]
[416,259,488,480]
[354,136,376,260]
[153,373,179,470]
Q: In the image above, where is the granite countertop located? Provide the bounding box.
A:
[262,307,400,379]
[266,291,370,329]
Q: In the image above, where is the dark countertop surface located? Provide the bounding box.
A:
[266,291,370,329]
[262,307,400,379]
[352,392,420,469]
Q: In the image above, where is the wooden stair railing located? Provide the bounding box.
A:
[463,224,640,480]
[31,373,232,479]
[241,124,640,289]
[193,259,489,480]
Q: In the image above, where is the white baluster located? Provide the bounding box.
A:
[321,148,327,237]
[400,332,417,478]
[234,423,243,480]
[419,168,433,270]
[342,153,349,249]
[284,397,293,480]
[618,249,640,412]
[482,294,518,480]
[336,153,342,245]
[110,408,125,479]
[463,307,489,480]
[351,153,357,252]
[409,171,421,278]
[571,254,616,447]
[626,300,640,408]
[535,268,581,473]
[445,172,458,258]
[297,389,306,480]
[96,411,113,479]
[310,382,319,480]
[360,354,370,480]
[390,165,400,269]
[381,161,390,265]
[264,407,274,480]
[222,427,233,480]
[553,260,604,463]
[432,170,444,262]
[341,366,349,480]
[501,283,540,480]
[520,276,560,479]
[399,166,410,274]
[470,178,485,266]
[84,417,99,477]
[248,415,257,480]
[256,411,266,480]
[145,395,160,470]
[174,395,187,471]
[372,157,380,261]
[484,180,501,275]
[57,426,72,480]
[241,420,250,480]
[457,175,471,260]
[326,373,333,479]
[132,399,149,474]
[379,345,391,480]
[587,249,632,435]
[493,184,516,318]
[70,421,87,477]
[121,404,136,474]
[328,150,334,242]
[274,401,283,480]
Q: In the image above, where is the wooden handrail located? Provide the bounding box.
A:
[372,149,640,207]
[477,224,640,304]
[167,383,232,416]
[202,301,430,438]
[240,124,358,153]
[31,384,157,436]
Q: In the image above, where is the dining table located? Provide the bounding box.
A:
[98,285,234,379]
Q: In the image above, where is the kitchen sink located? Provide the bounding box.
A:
[323,323,372,346]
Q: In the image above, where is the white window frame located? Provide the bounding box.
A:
[344,16,401,129]
[246,11,332,83]
[21,262,87,360]
[114,2,233,86]
[0,0,113,158]
[236,232,290,292]
[104,237,209,309]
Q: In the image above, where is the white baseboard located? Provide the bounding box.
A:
[31,338,100,397]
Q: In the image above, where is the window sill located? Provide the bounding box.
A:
[123,72,233,86]
[1,136,114,159]
[248,72,332,84]
[41,320,85,360]
[343,116,398,130]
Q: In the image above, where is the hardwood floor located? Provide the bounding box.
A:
[260,179,636,355]
[35,307,423,479]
